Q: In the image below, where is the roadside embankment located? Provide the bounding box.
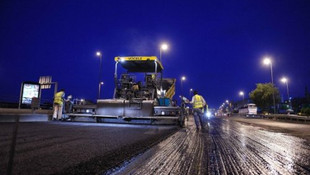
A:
[0,108,52,122]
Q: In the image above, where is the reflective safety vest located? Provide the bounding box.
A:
[54,91,64,105]
[193,95,204,109]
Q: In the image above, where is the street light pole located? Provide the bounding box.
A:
[270,62,276,114]
[263,58,276,114]
[159,43,168,62]
[181,76,186,95]
[281,77,290,108]
[98,82,104,99]
[239,91,245,101]
[96,51,102,99]
[189,88,193,97]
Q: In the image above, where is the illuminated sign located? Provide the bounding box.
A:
[39,76,52,89]
[21,82,40,105]
[115,56,158,62]
[127,57,143,60]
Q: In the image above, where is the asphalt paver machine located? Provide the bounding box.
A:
[71,56,185,126]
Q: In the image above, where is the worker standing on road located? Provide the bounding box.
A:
[190,90,206,130]
[53,89,65,121]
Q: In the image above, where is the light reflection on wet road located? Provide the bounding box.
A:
[206,118,310,174]
[115,117,310,175]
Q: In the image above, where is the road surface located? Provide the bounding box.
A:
[1,116,309,175]
[0,121,178,175]
[113,117,310,175]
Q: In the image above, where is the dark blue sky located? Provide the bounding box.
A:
[1,0,309,108]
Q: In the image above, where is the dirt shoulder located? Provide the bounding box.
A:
[225,116,310,143]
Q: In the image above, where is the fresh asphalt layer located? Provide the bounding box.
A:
[0,121,178,175]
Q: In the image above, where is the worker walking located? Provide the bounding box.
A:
[53,89,65,120]
[190,90,206,130]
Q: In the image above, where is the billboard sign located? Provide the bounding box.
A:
[39,76,52,89]
[21,82,41,105]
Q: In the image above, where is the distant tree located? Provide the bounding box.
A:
[249,83,281,112]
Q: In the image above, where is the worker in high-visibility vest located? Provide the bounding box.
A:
[53,89,65,120]
[190,90,206,130]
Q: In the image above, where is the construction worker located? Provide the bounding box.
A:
[190,90,206,130]
[53,89,65,120]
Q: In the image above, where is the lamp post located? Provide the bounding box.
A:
[96,51,102,99]
[159,43,168,62]
[181,76,186,95]
[189,88,193,97]
[263,57,276,114]
[239,91,245,100]
[98,81,104,99]
[281,77,290,108]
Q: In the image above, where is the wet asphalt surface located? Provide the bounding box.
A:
[114,117,310,175]
[0,121,178,175]
[1,117,310,175]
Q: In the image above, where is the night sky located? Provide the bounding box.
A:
[1,0,310,108]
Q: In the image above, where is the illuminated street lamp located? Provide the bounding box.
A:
[159,43,169,62]
[96,51,103,99]
[98,81,104,99]
[239,91,245,100]
[180,76,186,95]
[280,77,290,107]
[263,57,276,114]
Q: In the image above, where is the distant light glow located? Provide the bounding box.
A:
[161,43,168,51]
[226,100,229,103]
[100,81,104,85]
[239,91,244,96]
[206,111,211,118]
[96,51,101,56]
[181,76,186,81]
[281,77,288,83]
[263,57,271,65]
